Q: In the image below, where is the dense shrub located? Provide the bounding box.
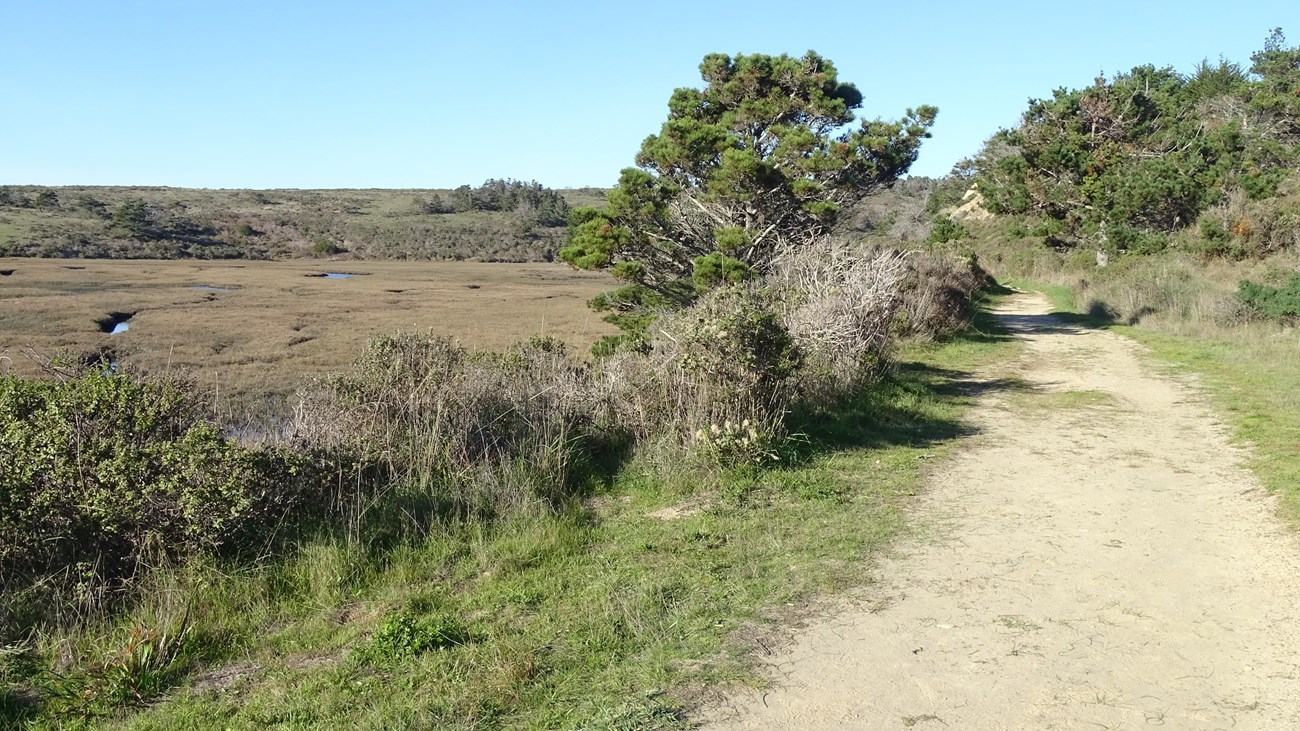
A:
[0,370,310,627]
[312,237,345,255]
[926,215,968,244]
[895,252,995,339]
[600,287,801,464]
[1238,275,1300,321]
[973,33,1300,257]
[773,242,910,402]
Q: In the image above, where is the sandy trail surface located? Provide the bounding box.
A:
[701,293,1300,730]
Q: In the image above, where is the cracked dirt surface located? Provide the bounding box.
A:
[700,293,1300,730]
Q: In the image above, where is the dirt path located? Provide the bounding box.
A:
[701,293,1300,730]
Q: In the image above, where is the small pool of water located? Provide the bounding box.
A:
[325,272,354,279]
[187,285,234,292]
[97,311,135,334]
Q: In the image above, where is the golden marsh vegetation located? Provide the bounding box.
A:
[0,259,616,413]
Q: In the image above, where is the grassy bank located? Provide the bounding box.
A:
[1108,325,1299,523]
[1,313,1018,730]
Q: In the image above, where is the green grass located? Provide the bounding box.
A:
[3,319,1019,730]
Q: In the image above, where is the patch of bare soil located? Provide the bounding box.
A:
[191,663,260,694]
[700,293,1300,730]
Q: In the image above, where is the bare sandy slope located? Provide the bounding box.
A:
[701,293,1300,730]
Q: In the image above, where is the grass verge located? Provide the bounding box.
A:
[3,316,1019,730]
[1111,326,1300,523]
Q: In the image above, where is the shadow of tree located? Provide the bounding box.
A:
[789,359,1034,456]
[995,312,1097,335]
[0,681,39,727]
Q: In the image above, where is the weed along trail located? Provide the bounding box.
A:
[701,292,1300,730]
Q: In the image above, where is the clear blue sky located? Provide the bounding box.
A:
[1,1,1294,189]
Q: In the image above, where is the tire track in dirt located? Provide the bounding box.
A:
[700,293,1300,730]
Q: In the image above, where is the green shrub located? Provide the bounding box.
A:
[926,215,968,244]
[312,238,344,255]
[1196,216,1233,254]
[1107,223,1170,255]
[0,370,310,625]
[601,286,802,467]
[1238,275,1300,320]
[111,199,154,240]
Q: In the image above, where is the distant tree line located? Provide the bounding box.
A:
[415,179,571,228]
[0,185,579,261]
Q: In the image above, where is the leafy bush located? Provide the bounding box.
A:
[0,370,310,625]
[926,215,968,244]
[1238,275,1300,321]
[312,237,345,255]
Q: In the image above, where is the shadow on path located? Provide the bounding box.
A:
[994,312,1097,336]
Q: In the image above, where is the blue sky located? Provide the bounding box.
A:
[1,1,1294,189]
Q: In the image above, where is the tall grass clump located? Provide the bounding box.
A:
[294,335,608,537]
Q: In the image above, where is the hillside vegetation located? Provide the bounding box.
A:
[0,182,602,262]
[0,50,1013,729]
